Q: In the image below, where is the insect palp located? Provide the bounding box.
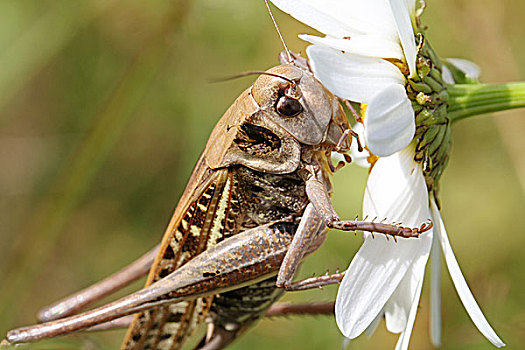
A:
[334,129,351,152]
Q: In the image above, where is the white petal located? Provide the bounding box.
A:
[385,206,433,335]
[441,65,455,84]
[430,223,442,347]
[394,275,424,350]
[385,264,427,335]
[365,309,384,337]
[341,0,400,40]
[389,0,417,77]
[405,0,417,22]
[270,0,399,42]
[335,148,432,338]
[269,0,357,38]
[306,45,405,103]
[364,84,415,157]
[349,123,370,168]
[384,240,430,335]
[446,58,482,79]
[430,199,506,348]
[301,34,404,60]
[384,270,412,333]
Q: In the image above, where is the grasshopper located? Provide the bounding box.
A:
[4,3,431,349]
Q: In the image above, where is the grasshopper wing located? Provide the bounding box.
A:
[122,152,234,350]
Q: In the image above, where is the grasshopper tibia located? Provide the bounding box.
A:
[6,221,320,344]
[276,174,433,291]
[87,315,135,332]
[304,172,433,239]
[265,302,335,317]
[38,244,159,322]
[83,301,335,333]
[329,220,433,239]
[284,271,346,292]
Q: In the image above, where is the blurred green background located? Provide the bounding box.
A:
[0,0,523,349]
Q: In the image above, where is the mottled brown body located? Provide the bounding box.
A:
[5,61,350,349]
[122,64,344,350]
[5,62,429,349]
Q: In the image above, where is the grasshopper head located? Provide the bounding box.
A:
[251,65,351,153]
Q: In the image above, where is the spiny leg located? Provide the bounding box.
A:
[328,220,433,239]
[38,244,159,322]
[283,272,345,292]
[304,174,433,239]
[343,99,362,124]
[334,128,363,153]
[81,301,335,333]
[6,222,298,344]
[279,218,430,294]
[277,174,431,292]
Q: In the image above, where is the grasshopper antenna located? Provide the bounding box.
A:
[210,70,296,85]
[264,0,293,64]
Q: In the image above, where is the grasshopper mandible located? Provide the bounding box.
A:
[4,3,432,349]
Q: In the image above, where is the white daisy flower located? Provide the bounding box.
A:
[270,0,505,348]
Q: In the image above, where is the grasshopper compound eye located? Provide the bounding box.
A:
[275,95,302,117]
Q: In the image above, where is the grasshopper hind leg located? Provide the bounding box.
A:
[38,244,159,322]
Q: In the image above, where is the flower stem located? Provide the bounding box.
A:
[447,82,525,123]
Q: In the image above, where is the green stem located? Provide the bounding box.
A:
[447,82,525,123]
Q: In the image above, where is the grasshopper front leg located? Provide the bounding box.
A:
[304,170,432,238]
[275,171,432,290]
